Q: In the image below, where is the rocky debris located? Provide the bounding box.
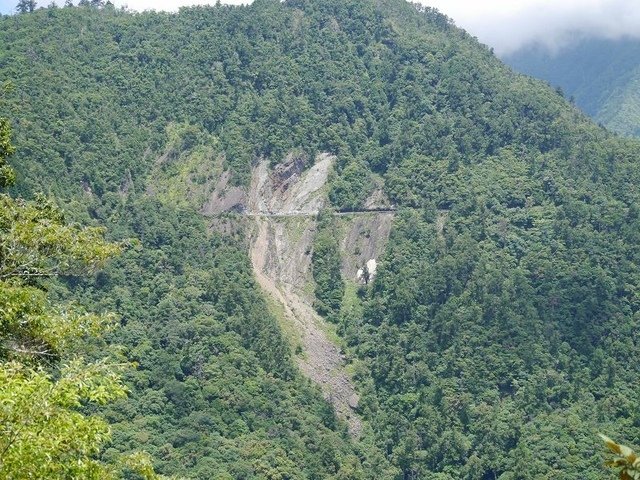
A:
[273,152,307,184]
[246,153,366,437]
[356,258,378,284]
[250,217,363,437]
[248,153,334,215]
[339,213,393,281]
[81,180,93,196]
[436,209,448,240]
[203,151,397,437]
[201,170,246,215]
[119,169,134,196]
[363,179,392,210]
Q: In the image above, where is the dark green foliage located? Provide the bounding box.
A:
[328,160,372,211]
[16,0,37,14]
[3,0,640,478]
[0,83,16,188]
[67,197,378,479]
[338,118,640,477]
[312,210,344,318]
[0,117,16,188]
[0,0,486,199]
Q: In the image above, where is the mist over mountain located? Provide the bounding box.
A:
[422,0,640,56]
[504,36,640,137]
[2,0,640,478]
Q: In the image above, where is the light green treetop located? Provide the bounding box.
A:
[0,106,165,479]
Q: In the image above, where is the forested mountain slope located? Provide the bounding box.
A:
[68,198,391,479]
[504,37,640,137]
[2,1,640,478]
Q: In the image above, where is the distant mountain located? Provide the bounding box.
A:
[504,37,640,136]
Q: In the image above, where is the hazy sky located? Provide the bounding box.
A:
[1,0,639,55]
[427,0,640,55]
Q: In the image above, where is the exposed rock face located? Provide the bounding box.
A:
[357,258,379,285]
[202,152,334,216]
[273,152,307,184]
[201,170,246,215]
[339,213,393,281]
[248,153,333,215]
[245,153,364,436]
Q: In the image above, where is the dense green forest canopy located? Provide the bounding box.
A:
[0,88,166,478]
[2,0,640,478]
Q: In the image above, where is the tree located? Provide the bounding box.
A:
[601,435,640,480]
[0,118,15,187]
[0,84,16,188]
[312,210,345,318]
[16,0,37,13]
[0,113,159,478]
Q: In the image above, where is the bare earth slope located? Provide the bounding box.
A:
[205,152,394,436]
[246,153,363,436]
[250,217,362,436]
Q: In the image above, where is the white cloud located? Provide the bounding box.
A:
[421,0,640,55]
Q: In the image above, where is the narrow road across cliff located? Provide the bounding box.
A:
[242,208,397,218]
